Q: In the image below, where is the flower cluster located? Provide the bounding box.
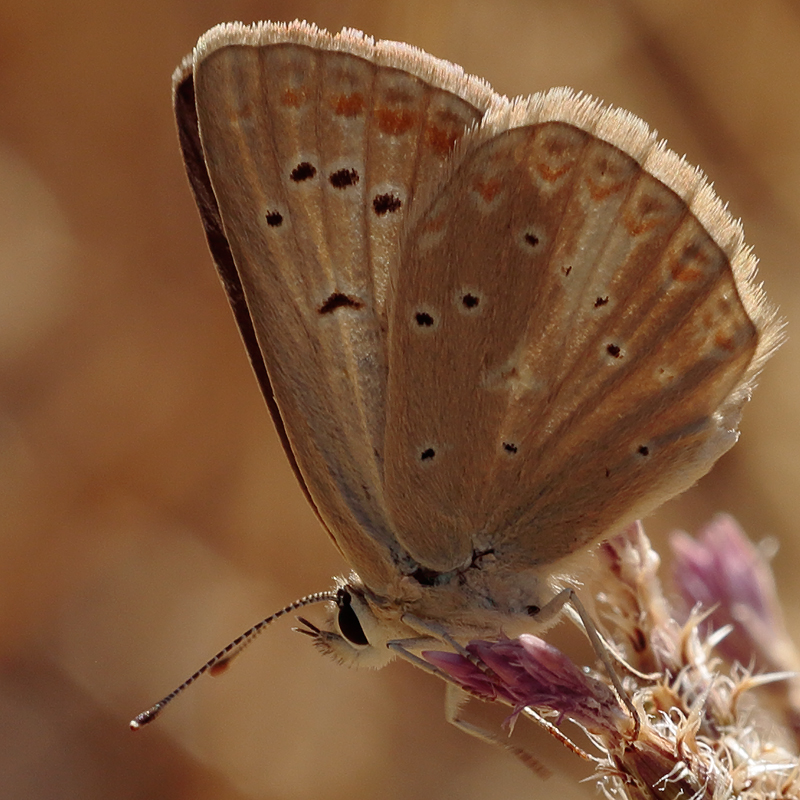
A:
[424,518,800,799]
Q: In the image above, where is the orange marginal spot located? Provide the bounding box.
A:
[622,213,660,237]
[714,332,736,352]
[585,176,625,201]
[537,163,572,183]
[670,242,709,281]
[472,176,503,203]
[281,88,306,108]
[424,124,459,156]
[376,107,418,135]
[670,263,704,282]
[209,661,232,677]
[333,92,366,117]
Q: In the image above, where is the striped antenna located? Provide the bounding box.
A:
[130,590,338,729]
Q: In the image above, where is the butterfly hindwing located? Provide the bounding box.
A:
[384,95,773,572]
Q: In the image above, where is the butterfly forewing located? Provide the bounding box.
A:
[385,113,760,571]
[183,23,494,588]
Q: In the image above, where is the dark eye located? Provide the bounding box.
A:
[337,592,369,646]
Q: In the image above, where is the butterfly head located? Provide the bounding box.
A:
[295,582,407,669]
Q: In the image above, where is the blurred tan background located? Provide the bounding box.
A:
[2,0,799,798]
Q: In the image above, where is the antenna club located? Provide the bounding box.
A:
[130,705,160,730]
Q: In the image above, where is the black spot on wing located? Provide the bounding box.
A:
[373,193,402,215]
[330,168,359,188]
[318,293,365,315]
[291,162,317,182]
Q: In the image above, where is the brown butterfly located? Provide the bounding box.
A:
[133,20,781,730]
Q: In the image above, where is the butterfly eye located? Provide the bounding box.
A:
[336,590,370,646]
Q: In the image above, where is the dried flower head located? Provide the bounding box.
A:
[425,520,800,799]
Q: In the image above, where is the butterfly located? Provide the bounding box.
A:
[132,19,780,729]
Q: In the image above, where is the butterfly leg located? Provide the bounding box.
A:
[444,683,553,777]
[536,588,640,736]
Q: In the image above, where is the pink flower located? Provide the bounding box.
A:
[424,635,627,737]
[670,513,797,673]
